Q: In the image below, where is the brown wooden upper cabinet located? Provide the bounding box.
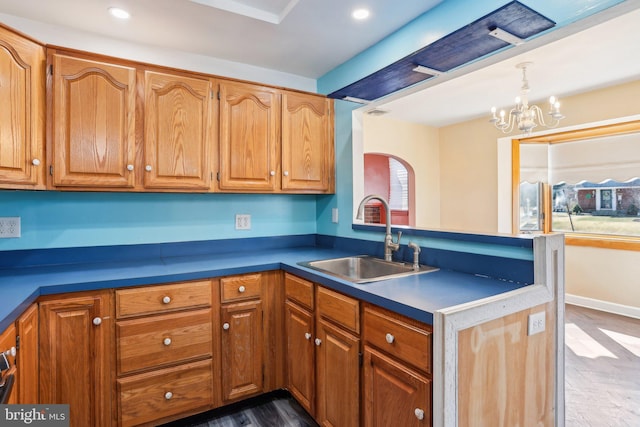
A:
[143,70,215,191]
[43,45,334,194]
[0,25,46,190]
[281,91,334,193]
[218,81,280,192]
[49,52,137,189]
[218,81,334,193]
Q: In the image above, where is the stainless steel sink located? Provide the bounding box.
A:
[298,255,438,283]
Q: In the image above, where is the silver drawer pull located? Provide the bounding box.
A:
[385,333,395,344]
[414,408,425,420]
[165,391,173,400]
[238,285,246,293]
[314,338,322,346]
[304,333,312,340]
[163,338,172,346]
[92,317,102,326]
[223,322,230,330]
[162,296,171,304]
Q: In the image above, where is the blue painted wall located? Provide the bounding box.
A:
[0,192,317,250]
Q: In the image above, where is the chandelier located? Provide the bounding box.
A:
[490,62,565,134]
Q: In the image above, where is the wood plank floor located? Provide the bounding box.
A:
[163,304,639,427]
[160,391,319,427]
[565,304,640,427]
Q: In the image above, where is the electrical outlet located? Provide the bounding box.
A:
[528,311,546,336]
[0,217,21,238]
[235,214,251,230]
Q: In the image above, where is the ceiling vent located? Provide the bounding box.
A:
[366,109,389,116]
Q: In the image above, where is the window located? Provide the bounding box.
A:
[513,120,640,250]
[388,157,409,211]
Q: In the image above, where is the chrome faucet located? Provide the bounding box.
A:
[356,194,401,262]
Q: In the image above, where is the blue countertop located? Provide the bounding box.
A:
[0,245,526,330]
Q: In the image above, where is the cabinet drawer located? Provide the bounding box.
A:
[285,273,314,310]
[363,305,432,373]
[117,309,212,375]
[118,359,213,427]
[116,280,212,318]
[317,286,360,334]
[221,273,262,302]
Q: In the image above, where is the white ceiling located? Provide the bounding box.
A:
[371,5,640,127]
[0,0,442,78]
[0,0,637,127]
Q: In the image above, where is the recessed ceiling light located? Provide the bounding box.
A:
[352,8,370,20]
[108,7,130,20]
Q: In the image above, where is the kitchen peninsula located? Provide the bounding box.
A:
[0,231,564,427]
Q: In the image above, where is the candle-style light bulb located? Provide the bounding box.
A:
[549,96,556,105]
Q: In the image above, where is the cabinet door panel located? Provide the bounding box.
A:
[0,27,45,188]
[219,82,279,191]
[364,346,431,427]
[39,292,112,427]
[51,54,136,188]
[281,92,333,192]
[316,319,360,427]
[285,301,314,415]
[144,71,213,190]
[17,304,38,403]
[221,300,263,401]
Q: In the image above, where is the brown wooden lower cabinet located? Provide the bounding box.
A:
[315,318,360,427]
[284,273,361,426]
[17,303,39,404]
[18,271,433,426]
[38,290,113,427]
[363,346,431,426]
[220,293,264,402]
[117,359,214,427]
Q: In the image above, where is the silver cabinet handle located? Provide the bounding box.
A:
[32,159,41,166]
[385,333,395,344]
[283,171,289,176]
[414,408,425,420]
[145,165,152,172]
[314,338,322,346]
[304,333,312,340]
[270,170,276,176]
[165,391,173,400]
[163,338,172,346]
[127,164,134,171]
[223,322,230,330]
[162,296,171,304]
[238,285,246,293]
[92,317,102,326]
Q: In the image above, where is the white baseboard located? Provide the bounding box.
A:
[565,294,640,320]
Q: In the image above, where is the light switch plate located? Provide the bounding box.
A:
[332,208,339,223]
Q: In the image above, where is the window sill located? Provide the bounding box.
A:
[564,234,640,251]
